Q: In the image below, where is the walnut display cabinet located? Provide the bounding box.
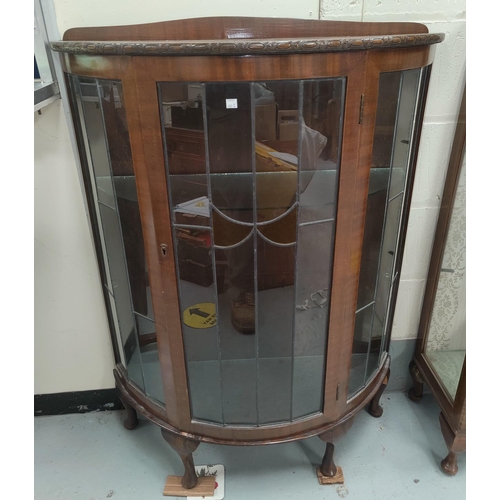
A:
[409,88,465,476]
[53,17,444,491]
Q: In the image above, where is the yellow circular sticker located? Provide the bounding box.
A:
[182,302,217,329]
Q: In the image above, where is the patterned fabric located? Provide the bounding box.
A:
[426,350,465,400]
[426,153,466,352]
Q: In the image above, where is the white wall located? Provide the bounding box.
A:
[52,0,319,33]
[34,100,115,393]
[321,0,466,342]
[34,0,465,394]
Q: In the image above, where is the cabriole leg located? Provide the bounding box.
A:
[368,368,390,417]
[441,451,458,476]
[408,360,424,402]
[438,412,464,476]
[316,420,353,484]
[161,428,200,489]
[119,395,138,430]
[320,442,337,477]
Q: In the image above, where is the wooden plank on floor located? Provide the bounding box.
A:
[163,476,216,497]
[316,466,344,485]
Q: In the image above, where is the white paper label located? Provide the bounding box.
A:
[226,98,238,109]
[187,464,225,500]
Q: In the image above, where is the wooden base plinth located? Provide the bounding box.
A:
[316,466,344,485]
[163,475,216,497]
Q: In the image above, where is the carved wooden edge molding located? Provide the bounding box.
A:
[51,33,444,56]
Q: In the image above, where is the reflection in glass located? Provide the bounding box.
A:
[78,79,116,209]
[173,225,223,423]
[302,80,344,170]
[99,202,144,390]
[187,358,224,423]
[372,193,403,362]
[389,69,420,199]
[221,358,258,424]
[169,175,210,227]
[258,207,297,245]
[160,79,344,425]
[425,157,466,401]
[207,83,254,223]
[299,170,339,224]
[135,314,164,404]
[101,80,154,321]
[293,221,335,418]
[175,228,213,289]
[255,81,299,223]
[299,79,345,224]
[218,229,258,424]
[70,76,164,403]
[348,68,422,396]
[160,83,210,229]
[257,235,295,423]
[355,169,389,309]
[210,173,254,225]
[348,304,375,395]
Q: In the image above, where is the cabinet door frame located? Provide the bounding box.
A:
[136,51,367,439]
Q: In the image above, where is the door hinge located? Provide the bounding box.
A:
[359,94,365,124]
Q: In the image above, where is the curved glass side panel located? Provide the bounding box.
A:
[348,68,424,397]
[68,76,164,405]
[159,79,345,425]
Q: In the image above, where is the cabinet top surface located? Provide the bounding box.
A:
[52,16,444,57]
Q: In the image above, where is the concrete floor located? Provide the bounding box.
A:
[34,392,465,500]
